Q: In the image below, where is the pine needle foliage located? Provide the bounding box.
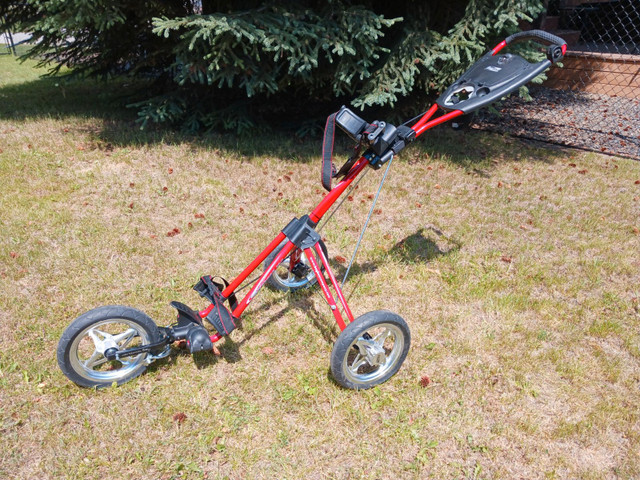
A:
[1,0,192,77]
[2,0,544,133]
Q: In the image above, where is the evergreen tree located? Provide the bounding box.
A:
[2,0,544,132]
[1,0,193,77]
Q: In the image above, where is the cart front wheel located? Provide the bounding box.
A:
[57,305,163,388]
[330,310,410,390]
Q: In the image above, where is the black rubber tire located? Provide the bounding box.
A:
[330,310,410,390]
[57,305,163,388]
[264,239,328,292]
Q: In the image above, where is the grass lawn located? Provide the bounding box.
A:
[1,53,639,480]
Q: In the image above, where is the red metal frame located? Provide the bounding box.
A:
[194,52,514,341]
[195,103,467,341]
[189,33,567,345]
[310,157,370,223]
[412,107,464,138]
[313,242,355,326]
[196,33,568,342]
[304,246,347,331]
[491,40,508,56]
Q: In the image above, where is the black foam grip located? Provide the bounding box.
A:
[505,29,566,47]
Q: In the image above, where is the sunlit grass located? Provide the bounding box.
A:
[1,53,639,479]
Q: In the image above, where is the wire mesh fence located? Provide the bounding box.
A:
[477,0,640,159]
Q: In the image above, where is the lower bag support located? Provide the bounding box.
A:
[193,276,239,336]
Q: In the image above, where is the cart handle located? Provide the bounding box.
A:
[491,29,567,63]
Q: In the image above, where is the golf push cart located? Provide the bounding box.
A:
[57,30,567,390]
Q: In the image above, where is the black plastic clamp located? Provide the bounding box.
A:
[369,124,416,169]
[281,215,321,250]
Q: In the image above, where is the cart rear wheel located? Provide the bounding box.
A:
[330,310,410,390]
[264,240,328,292]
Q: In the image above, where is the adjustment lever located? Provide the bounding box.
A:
[367,122,386,143]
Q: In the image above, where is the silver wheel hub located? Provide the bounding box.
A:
[275,257,315,288]
[356,339,386,366]
[84,327,138,368]
[342,323,404,386]
[89,328,135,356]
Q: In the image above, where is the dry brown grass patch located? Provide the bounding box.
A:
[2,57,640,479]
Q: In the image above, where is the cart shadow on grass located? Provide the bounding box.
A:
[388,226,461,264]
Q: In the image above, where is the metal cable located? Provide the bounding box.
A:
[341,154,394,289]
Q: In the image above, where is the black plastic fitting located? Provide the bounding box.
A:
[185,324,213,353]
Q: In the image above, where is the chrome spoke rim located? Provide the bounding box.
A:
[343,323,404,385]
[113,328,137,347]
[69,319,150,383]
[349,354,367,374]
[83,350,105,369]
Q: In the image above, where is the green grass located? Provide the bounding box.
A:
[1,53,640,479]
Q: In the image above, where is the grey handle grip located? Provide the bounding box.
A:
[505,29,566,47]
[504,29,566,64]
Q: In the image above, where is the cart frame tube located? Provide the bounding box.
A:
[206,105,462,330]
[197,32,566,338]
[203,155,371,328]
[206,103,464,330]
